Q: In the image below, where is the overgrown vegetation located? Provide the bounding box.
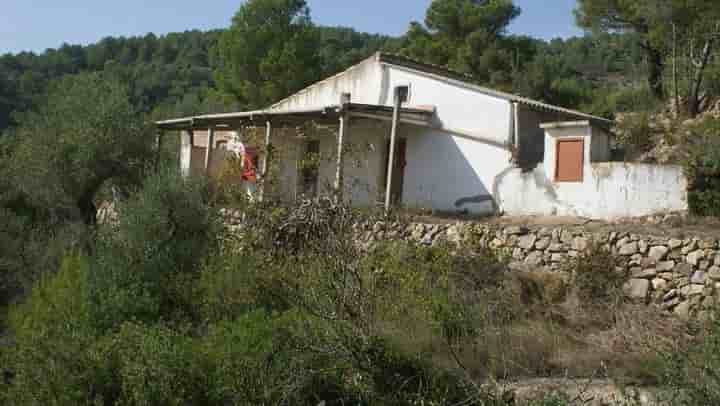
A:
[3,0,720,404]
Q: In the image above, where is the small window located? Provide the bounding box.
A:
[555,139,584,182]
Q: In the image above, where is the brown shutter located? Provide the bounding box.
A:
[555,139,584,182]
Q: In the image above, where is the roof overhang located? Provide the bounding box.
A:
[540,120,592,129]
[376,52,614,128]
[155,103,436,131]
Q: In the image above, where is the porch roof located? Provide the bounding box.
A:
[155,103,437,131]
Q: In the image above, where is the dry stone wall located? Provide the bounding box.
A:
[354,221,720,320]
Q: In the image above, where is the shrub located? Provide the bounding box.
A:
[105,322,209,406]
[87,168,220,331]
[683,118,720,217]
[659,318,720,405]
[567,243,626,310]
[2,253,98,405]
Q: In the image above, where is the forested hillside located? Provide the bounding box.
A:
[0,3,650,135]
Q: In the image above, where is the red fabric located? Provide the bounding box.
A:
[242,148,257,182]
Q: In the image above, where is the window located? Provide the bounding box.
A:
[555,139,584,182]
[301,140,321,197]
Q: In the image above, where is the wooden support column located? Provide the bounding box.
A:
[259,121,272,202]
[154,130,164,172]
[180,130,194,177]
[204,128,215,176]
[334,113,348,201]
[384,89,403,212]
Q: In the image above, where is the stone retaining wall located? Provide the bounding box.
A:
[354,221,720,320]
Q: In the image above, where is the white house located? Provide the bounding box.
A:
[156,52,687,220]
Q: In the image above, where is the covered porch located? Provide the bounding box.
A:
[155,100,436,210]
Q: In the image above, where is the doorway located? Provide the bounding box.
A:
[383,138,406,206]
[300,140,321,198]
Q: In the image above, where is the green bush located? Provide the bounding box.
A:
[2,253,99,405]
[106,322,209,406]
[660,318,720,405]
[684,118,720,217]
[568,243,626,309]
[87,168,220,331]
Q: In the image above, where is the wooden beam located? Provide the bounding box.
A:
[180,130,194,177]
[384,92,403,212]
[334,113,348,200]
[154,130,164,172]
[259,121,272,202]
[204,128,215,176]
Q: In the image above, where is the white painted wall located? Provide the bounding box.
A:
[402,126,510,214]
[269,55,520,214]
[271,56,384,110]
[498,123,688,220]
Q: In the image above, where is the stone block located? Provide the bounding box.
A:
[691,271,707,285]
[680,284,705,297]
[624,279,650,301]
[652,278,668,291]
[657,260,675,272]
[708,266,720,280]
[674,300,691,319]
[649,246,670,261]
[572,237,590,252]
[668,239,683,250]
[632,268,657,279]
[525,251,544,266]
[675,263,695,275]
[504,226,529,236]
[517,234,537,250]
[619,242,639,256]
[686,250,705,266]
[535,238,551,250]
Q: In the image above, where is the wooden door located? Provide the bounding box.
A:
[555,139,584,182]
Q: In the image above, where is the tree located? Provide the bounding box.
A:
[6,72,153,225]
[576,0,720,114]
[214,0,322,109]
[400,0,521,83]
[575,0,668,100]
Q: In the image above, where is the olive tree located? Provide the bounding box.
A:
[7,72,154,224]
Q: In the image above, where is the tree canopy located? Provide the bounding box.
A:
[213,0,322,109]
[6,72,153,224]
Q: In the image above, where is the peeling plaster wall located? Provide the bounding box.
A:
[271,56,384,110]
[498,163,688,220]
[270,121,388,206]
[499,123,688,219]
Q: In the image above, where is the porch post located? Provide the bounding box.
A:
[154,130,164,173]
[204,127,215,176]
[384,90,403,212]
[180,130,194,177]
[334,113,348,201]
[259,121,272,202]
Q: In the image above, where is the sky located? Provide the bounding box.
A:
[1,0,585,55]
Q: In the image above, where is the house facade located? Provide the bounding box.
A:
[157,52,687,220]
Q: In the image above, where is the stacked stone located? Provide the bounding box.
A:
[357,221,720,321]
[224,213,720,320]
